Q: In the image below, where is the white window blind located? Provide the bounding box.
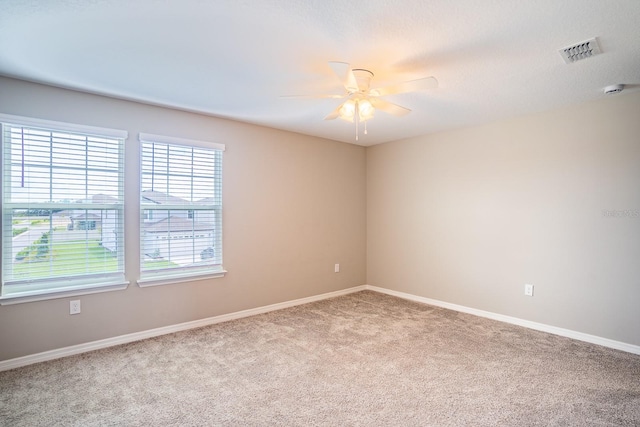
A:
[0,114,127,301]
[139,133,224,284]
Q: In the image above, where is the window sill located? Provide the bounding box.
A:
[137,269,227,288]
[0,281,130,305]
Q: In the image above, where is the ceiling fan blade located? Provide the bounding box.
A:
[324,102,346,120]
[373,76,438,97]
[328,61,359,93]
[370,98,411,116]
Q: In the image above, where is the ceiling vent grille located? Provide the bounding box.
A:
[559,38,601,64]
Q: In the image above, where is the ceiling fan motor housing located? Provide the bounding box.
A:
[351,69,374,92]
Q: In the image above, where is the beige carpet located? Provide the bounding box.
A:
[1,290,639,426]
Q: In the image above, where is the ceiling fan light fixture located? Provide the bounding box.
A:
[338,98,375,122]
[338,99,356,122]
[358,98,375,121]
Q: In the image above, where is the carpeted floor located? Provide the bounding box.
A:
[1,290,639,426]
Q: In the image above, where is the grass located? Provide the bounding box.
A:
[143,260,179,269]
[13,227,28,237]
[12,239,178,279]
[13,240,118,279]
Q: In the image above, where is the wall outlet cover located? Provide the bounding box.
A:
[524,284,534,297]
[70,300,81,315]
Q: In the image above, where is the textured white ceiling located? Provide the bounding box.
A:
[1,0,639,145]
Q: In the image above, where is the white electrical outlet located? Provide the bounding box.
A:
[334,264,340,273]
[524,284,534,297]
[70,300,81,315]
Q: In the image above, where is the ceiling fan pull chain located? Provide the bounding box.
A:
[364,120,368,135]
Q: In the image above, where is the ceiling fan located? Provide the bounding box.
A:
[288,62,438,140]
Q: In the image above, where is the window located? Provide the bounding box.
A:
[1,114,127,303]
[138,133,224,285]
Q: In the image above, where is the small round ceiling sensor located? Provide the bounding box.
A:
[603,84,624,95]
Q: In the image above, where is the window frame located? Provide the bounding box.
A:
[137,132,226,287]
[0,113,129,304]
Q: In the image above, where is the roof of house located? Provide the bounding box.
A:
[142,216,213,233]
[92,194,118,203]
[141,190,189,205]
[71,213,102,220]
[193,197,220,205]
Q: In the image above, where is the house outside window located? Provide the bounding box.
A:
[138,133,225,286]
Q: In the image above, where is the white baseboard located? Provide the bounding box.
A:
[365,285,640,356]
[0,285,367,372]
[2,283,638,372]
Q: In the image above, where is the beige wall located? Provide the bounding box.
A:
[367,91,640,346]
[0,77,367,361]
[2,76,639,362]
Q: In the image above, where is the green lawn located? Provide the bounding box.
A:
[12,239,177,279]
[13,240,118,279]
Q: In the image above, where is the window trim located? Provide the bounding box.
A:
[0,114,128,304]
[0,281,129,305]
[138,133,225,152]
[137,269,226,288]
[0,114,128,140]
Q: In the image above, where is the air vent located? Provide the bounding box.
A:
[559,38,601,64]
